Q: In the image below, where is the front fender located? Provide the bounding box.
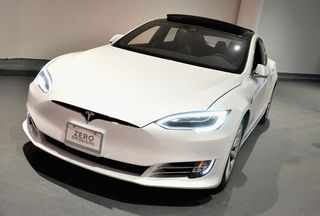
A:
[208,83,251,138]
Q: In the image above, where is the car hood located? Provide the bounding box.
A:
[48,45,242,127]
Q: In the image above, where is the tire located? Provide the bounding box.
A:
[214,120,244,192]
[259,102,271,124]
[259,87,275,125]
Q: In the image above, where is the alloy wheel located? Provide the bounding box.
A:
[225,123,243,181]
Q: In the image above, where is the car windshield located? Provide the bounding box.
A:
[114,19,250,74]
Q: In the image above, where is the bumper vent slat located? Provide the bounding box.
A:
[151,162,195,178]
[153,171,191,174]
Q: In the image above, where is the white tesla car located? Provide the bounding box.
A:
[23,15,277,190]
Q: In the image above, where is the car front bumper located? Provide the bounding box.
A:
[23,82,240,189]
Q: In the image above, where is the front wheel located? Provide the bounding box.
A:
[259,88,275,125]
[215,120,244,192]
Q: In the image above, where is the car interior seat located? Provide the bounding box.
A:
[175,29,212,56]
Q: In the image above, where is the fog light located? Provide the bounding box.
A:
[189,160,215,178]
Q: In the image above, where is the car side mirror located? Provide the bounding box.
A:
[253,64,268,78]
[109,34,124,44]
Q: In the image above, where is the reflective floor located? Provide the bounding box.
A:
[0,76,319,216]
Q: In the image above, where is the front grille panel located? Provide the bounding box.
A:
[44,134,149,176]
[52,100,139,128]
[151,162,195,178]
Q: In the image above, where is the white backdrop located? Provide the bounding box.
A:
[0,0,241,59]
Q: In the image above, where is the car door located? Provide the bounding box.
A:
[248,39,269,123]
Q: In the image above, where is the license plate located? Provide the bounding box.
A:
[65,123,103,154]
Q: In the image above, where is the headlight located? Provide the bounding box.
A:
[156,110,231,133]
[35,64,52,93]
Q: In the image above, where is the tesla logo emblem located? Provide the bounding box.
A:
[84,111,95,122]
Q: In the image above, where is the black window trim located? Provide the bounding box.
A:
[252,38,268,71]
[257,38,267,66]
[167,14,255,39]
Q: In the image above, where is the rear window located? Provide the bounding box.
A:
[114,19,250,74]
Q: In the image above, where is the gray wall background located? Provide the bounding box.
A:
[258,0,320,74]
[0,0,240,59]
[1,0,319,75]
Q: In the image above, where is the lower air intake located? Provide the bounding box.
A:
[150,162,195,178]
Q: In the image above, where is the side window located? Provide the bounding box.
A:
[128,26,160,45]
[259,40,268,65]
[252,39,266,70]
[164,27,179,42]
